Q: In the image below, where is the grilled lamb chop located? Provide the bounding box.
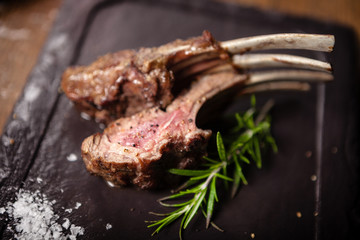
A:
[82,67,333,189]
[62,31,227,123]
[82,68,243,189]
[79,33,334,189]
[62,31,333,123]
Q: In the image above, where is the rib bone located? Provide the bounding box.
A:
[221,33,334,54]
[233,54,332,72]
[246,70,333,85]
[241,82,311,94]
[172,33,334,78]
[167,33,334,56]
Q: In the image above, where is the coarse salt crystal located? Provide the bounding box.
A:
[106,223,112,230]
[70,224,85,236]
[74,202,81,209]
[106,181,115,188]
[66,153,78,162]
[65,208,73,213]
[80,112,91,121]
[62,218,70,229]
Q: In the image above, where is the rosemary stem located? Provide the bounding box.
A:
[202,162,226,189]
[147,96,277,239]
[255,99,274,124]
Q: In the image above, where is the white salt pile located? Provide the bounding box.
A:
[0,189,85,239]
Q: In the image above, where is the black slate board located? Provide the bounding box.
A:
[1,0,359,239]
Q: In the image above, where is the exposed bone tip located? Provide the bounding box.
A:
[325,35,335,52]
[222,33,336,53]
[327,63,333,73]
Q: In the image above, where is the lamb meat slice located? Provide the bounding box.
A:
[81,67,246,189]
[61,31,226,123]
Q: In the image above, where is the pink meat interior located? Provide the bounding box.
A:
[107,108,195,150]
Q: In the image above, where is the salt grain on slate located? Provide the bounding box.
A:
[65,208,73,213]
[106,180,115,188]
[80,112,91,121]
[70,224,85,237]
[74,202,82,209]
[66,153,78,162]
[106,223,112,230]
[62,218,70,229]
[0,189,85,239]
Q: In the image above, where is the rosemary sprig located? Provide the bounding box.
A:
[147,96,277,239]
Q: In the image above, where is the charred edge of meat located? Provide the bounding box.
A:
[82,131,209,189]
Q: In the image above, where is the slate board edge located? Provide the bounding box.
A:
[0,0,359,238]
[0,0,106,234]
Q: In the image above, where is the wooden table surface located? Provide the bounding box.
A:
[0,0,359,134]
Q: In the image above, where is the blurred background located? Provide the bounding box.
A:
[0,0,359,134]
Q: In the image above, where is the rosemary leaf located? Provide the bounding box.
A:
[216,132,227,162]
[231,154,242,198]
[235,113,244,129]
[266,135,278,153]
[173,179,200,192]
[190,174,211,181]
[203,156,219,164]
[159,199,194,208]
[251,94,256,108]
[206,178,217,228]
[253,137,262,168]
[169,168,212,176]
[239,155,250,164]
[214,173,233,181]
[183,190,206,229]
